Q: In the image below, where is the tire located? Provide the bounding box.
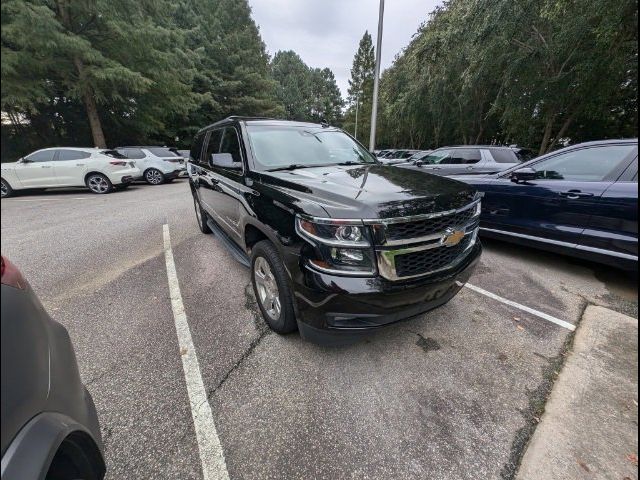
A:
[144,168,165,185]
[251,240,297,334]
[193,193,211,234]
[85,173,113,194]
[1,178,13,198]
[46,437,102,480]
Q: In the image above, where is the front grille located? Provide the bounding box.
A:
[385,206,477,241]
[394,236,473,278]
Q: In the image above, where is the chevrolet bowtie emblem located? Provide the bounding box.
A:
[441,228,465,247]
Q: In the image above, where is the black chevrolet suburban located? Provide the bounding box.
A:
[188,117,482,343]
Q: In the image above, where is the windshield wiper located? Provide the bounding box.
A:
[335,161,366,166]
[266,163,324,172]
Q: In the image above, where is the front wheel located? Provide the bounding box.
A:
[145,168,165,185]
[193,194,211,234]
[1,178,13,198]
[86,173,113,194]
[251,241,297,334]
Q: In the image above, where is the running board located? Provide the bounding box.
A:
[206,218,251,268]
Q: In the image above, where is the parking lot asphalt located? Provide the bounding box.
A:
[1,181,637,479]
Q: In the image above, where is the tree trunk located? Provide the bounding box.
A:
[547,114,574,152]
[56,0,107,148]
[539,116,554,155]
[474,125,484,145]
[75,58,107,147]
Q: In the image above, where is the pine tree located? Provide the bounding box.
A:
[271,50,313,120]
[344,31,375,145]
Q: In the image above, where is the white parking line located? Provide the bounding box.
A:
[163,224,230,480]
[459,282,576,331]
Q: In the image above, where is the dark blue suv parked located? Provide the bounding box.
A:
[455,139,638,270]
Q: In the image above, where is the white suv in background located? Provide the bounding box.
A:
[115,146,186,185]
[1,147,141,197]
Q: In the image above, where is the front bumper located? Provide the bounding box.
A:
[291,242,481,342]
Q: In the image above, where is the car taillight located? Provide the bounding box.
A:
[163,159,181,163]
[110,161,127,166]
[1,256,27,290]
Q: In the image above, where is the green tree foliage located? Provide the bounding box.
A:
[343,31,375,145]
[1,0,288,159]
[377,0,638,153]
[271,51,343,124]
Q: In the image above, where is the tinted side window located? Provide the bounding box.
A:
[490,149,518,164]
[57,149,91,161]
[118,148,145,159]
[219,127,242,165]
[148,147,179,157]
[190,133,205,163]
[25,150,55,162]
[532,145,636,181]
[203,129,223,166]
[448,149,481,165]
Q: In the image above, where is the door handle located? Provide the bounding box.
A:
[466,166,474,170]
[40,165,52,168]
[431,167,441,170]
[76,163,85,166]
[559,190,594,199]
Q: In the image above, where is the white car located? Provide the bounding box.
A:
[115,146,187,184]
[1,147,141,197]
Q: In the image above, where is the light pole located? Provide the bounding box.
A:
[369,0,384,151]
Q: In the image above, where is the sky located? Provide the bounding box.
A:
[249,0,443,98]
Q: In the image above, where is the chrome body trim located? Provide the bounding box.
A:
[480,227,638,261]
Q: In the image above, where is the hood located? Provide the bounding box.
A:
[257,164,477,220]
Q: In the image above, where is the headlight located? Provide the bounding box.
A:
[295,216,376,275]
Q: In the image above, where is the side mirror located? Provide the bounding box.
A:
[209,153,241,169]
[18,157,29,163]
[510,167,536,183]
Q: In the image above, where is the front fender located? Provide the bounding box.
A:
[1,411,105,480]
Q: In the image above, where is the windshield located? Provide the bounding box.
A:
[246,125,377,171]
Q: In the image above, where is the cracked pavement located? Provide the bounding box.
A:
[1,182,637,479]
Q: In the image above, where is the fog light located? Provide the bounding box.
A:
[330,248,364,263]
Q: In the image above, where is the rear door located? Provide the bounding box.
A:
[53,149,91,186]
[580,155,638,258]
[14,150,57,187]
[481,143,637,245]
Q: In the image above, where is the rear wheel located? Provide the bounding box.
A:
[251,241,297,334]
[1,178,13,198]
[85,173,113,194]
[145,168,165,185]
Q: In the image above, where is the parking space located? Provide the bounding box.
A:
[1,183,637,479]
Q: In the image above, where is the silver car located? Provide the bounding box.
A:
[115,146,187,184]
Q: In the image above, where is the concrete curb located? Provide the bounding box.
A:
[517,305,638,480]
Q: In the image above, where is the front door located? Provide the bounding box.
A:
[14,150,57,187]
[481,143,638,245]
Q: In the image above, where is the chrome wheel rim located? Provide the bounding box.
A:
[1,182,7,197]
[193,197,203,228]
[253,257,281,320]
[146,170,163,185]
[88,176,109,193]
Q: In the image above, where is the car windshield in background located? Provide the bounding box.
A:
[149,147,179,157]
[246,125,377,171]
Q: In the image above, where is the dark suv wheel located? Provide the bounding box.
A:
[250,241,297,334]
[193,194,211,234]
